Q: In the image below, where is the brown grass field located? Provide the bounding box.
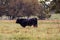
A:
[0,20,60,40]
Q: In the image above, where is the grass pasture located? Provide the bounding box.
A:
[50,14,60,20]
[0,20,60,40]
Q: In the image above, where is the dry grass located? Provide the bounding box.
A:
[0,20,60,40]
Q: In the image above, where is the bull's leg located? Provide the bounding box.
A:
[21,24,26,28]
[33,22,37,27]
[21,25,26,28]
[33,25,37,27]
[33,23,38,27]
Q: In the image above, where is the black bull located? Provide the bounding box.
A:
[16,18,37,27]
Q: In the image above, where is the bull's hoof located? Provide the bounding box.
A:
[33,25,37,27]
[22,26,26,28]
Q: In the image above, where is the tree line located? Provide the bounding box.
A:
[0,0,51,20]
